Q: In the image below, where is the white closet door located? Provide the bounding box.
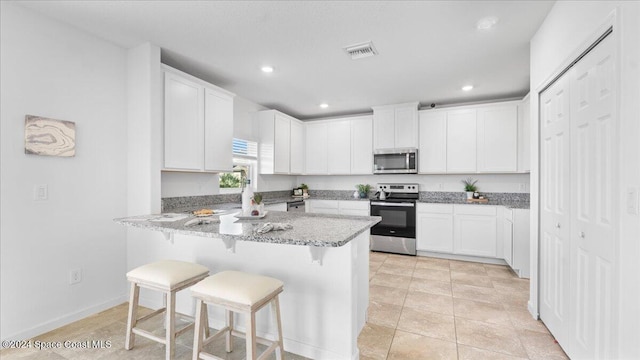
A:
[539,74,571,346]
[568,34,616,360]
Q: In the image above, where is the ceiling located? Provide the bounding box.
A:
[16,1,555,119]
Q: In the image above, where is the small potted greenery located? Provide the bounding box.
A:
[356,184,371,199]
[300,183,309,196]
[251,193,264,215]
[461,177,478,200]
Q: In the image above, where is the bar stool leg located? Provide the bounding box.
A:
[272,296,284,360]
[192,299,204,360]
[202,305,210,338]
[225,310,233,352]
[163,293,168,330]
[246,312,257,360]
[166,291,176,360]
[125,282,139,350]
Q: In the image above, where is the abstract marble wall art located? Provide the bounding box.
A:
[24,115,76,157]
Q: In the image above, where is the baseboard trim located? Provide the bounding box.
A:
[528,300,539,319]
[1,294,128,342]
[417,251,508,265]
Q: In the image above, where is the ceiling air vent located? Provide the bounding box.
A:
[344,41,378,60]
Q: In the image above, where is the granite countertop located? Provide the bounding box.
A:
[415,199,530,209]
[115,210,381,247]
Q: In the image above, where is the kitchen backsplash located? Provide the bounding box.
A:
[162,189,529,212]
[162,190,292,212]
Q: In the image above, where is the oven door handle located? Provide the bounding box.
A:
[370,202,415,207]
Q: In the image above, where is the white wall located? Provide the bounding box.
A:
[529,2,640,358]
[0,2,128,341]
[297,174,530,193]
[236,95,267,141]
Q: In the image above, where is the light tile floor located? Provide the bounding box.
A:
[360,252,569,360]
[1,253,569,360]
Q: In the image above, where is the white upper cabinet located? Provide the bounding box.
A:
[446,109,477,173]
[373,108,395,150]
[204,88,234,172]
[290,119,304,175]
[518,94,531,172]
[418,110,447,173]
[477,104,518,172]
[305,122,328,174]
[327,119,351,174]
[256,110,301,175]
[163,67,234,172]
[418,100,521,174]
[304,116,373,175]
[372,102,419,150]
[274,113,291,174]
[350,116,373,174]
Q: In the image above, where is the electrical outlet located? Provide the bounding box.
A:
[519,183,526,191]
[437,183,444,190]
[627,188,638,215]
[69,268,82,285]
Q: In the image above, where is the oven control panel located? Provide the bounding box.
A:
[377,183,419,193]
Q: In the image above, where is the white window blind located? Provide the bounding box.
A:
[232,138,257,158]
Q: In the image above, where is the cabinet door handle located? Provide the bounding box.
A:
[555,223,561,229]
[579,231,585,238]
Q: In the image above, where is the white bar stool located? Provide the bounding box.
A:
[190,270,284,360]
[125,260,210,360]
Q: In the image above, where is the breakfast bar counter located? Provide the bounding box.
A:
[116,210,380,360]
[115,210,380,247]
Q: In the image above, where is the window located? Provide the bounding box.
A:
[219,138,258,193]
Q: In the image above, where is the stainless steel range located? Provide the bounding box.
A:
[370,183,419,255]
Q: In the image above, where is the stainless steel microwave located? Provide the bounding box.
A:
[373,148,418,174]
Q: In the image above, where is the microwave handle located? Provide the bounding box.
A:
[406,153,410,169]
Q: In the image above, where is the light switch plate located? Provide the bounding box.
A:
[34,184,48,201]
[627,188,638,215]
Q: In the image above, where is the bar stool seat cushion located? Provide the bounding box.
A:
[126,260,209,289]
[191,270,284,306]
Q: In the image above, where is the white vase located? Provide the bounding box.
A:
[466,191,474,199]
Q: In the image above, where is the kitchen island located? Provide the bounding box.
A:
[116,210,380,360]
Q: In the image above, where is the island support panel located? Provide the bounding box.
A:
[126,227,370,360]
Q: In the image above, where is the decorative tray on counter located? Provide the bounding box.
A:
[234,211,268,220]
[193,209,228,217]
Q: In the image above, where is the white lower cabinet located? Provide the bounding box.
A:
[509,209,530,278]
[308,200,338,214]
[416,204,454,252]
[307,200,369,216]
[337,201,369,216]
[453,205,497,258]
[503,209,514,266]
[264,203,287,212]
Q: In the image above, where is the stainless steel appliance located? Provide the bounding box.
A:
[370,183,419,255]
[373,148,418,174]
[287,200,305,212]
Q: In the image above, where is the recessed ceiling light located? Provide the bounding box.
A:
[261,66,274,73]
[477,17,498,30]
[462,85,474,91]
[319,103,329,109]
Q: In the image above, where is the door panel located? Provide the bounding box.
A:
[539,74,571,346]
[568,34,616,360]
[540,33,618,360]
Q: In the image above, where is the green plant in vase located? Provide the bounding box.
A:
[461,177,478,200]
[251,193,264,216]
[300,183,309,196]
[356,184,371,199]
